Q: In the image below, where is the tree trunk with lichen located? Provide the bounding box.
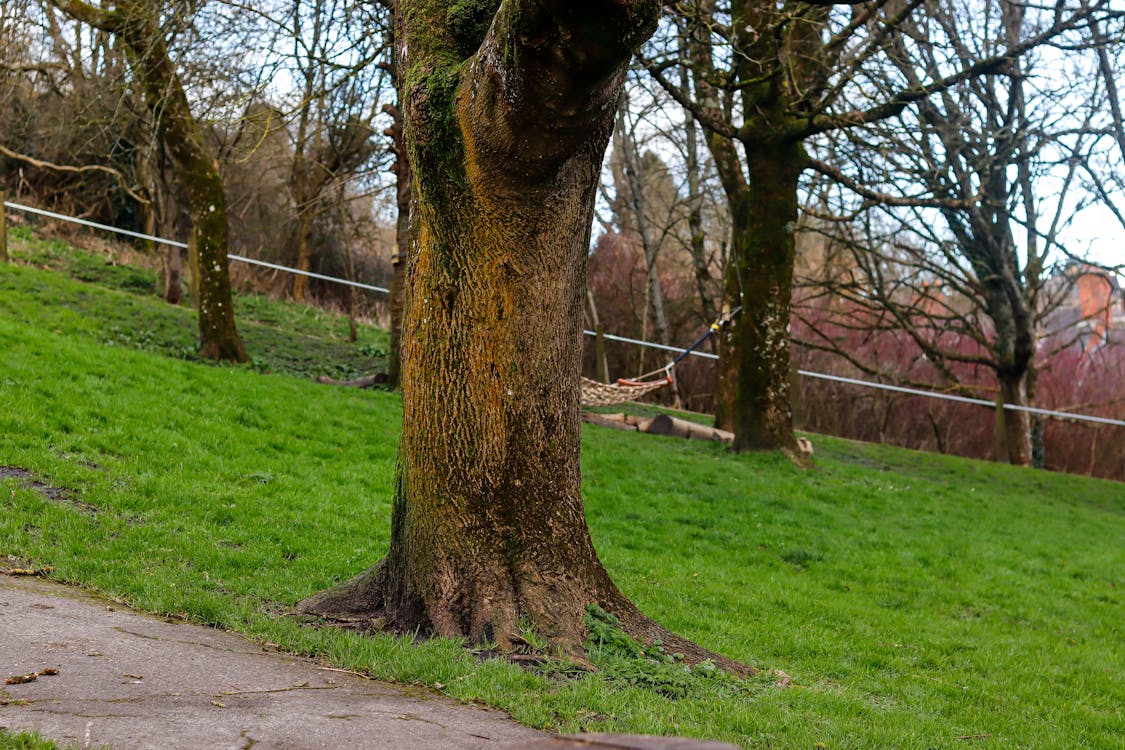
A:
[681,2,804,454]
[299,0,742,668]
[50,0,247,362]
[384,97,411,388]
[713,145,801,454]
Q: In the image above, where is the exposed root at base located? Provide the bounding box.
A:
[295,562,762,680]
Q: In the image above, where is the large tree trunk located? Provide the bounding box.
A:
[299,0,739,668]
[714,145,802,453]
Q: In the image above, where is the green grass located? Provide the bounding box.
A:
[2,225,389,380]
[0,730,107,750]
[1,239,1123,749]
[0,730,63,750]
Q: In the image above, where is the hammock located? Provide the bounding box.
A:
[579,308,739,408]
[581,367,675,407]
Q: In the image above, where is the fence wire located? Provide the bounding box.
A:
[6,199,1122,429]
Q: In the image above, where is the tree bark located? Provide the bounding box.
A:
[292,210,314,303]
[714,145,802,453]
[998,374,1032,466]
[1,191,7,264]
[299,0,741,668]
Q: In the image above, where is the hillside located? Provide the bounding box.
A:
[0,235,1122,749]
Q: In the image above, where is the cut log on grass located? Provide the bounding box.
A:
[644,414,734,445]
[581,412,651,433]
[582,412,734,445]
[315,373,388,388]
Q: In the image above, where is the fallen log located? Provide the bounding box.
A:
[581,412,734,445]
[643,413,734,444]
[315,373,388,388]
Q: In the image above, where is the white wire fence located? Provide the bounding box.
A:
[5,198,1123,429]
[6,202,389,294]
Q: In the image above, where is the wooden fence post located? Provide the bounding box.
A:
[595,323,609,384]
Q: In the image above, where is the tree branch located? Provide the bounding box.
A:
[800,2,1112,138]
[45,0,120,32]
[806,156,981,209]
[466,0,664,171]
[0,143,147,204]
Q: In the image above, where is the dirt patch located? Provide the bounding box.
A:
[0,466,97,514]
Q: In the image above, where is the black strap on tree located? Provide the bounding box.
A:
[672,306,741,366]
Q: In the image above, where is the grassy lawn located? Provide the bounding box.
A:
[1,225,389,380]
[1,238,1122,749]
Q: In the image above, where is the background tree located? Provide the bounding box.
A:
[383,92,411,389]
[585,68,729,408]
[299,0,741,667]
[643,0,1114,454]
[49,0,247,361]
[794,0,1125,466]
[611,92,674,359]
[282,0,388,303]
[0,1,146,220]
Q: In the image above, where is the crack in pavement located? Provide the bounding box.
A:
[215,683,339,696]
[111,626,267,655]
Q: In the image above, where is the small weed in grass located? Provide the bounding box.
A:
[779,547,824,568]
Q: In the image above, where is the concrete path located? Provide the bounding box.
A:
[0,573,544,749]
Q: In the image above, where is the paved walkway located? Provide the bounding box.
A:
[0,573,544,749]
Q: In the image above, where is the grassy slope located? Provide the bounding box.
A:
[0,239,1122,749]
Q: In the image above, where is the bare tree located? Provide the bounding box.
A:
[281,0,389,303]
[0,1,146,218]
[643,0,1116,455]
[612,92,674,362]
[794,0,1124,466]
[588,69,729,405]
[49,0,247,361]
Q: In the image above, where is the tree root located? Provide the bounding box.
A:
[296,561,761,679]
